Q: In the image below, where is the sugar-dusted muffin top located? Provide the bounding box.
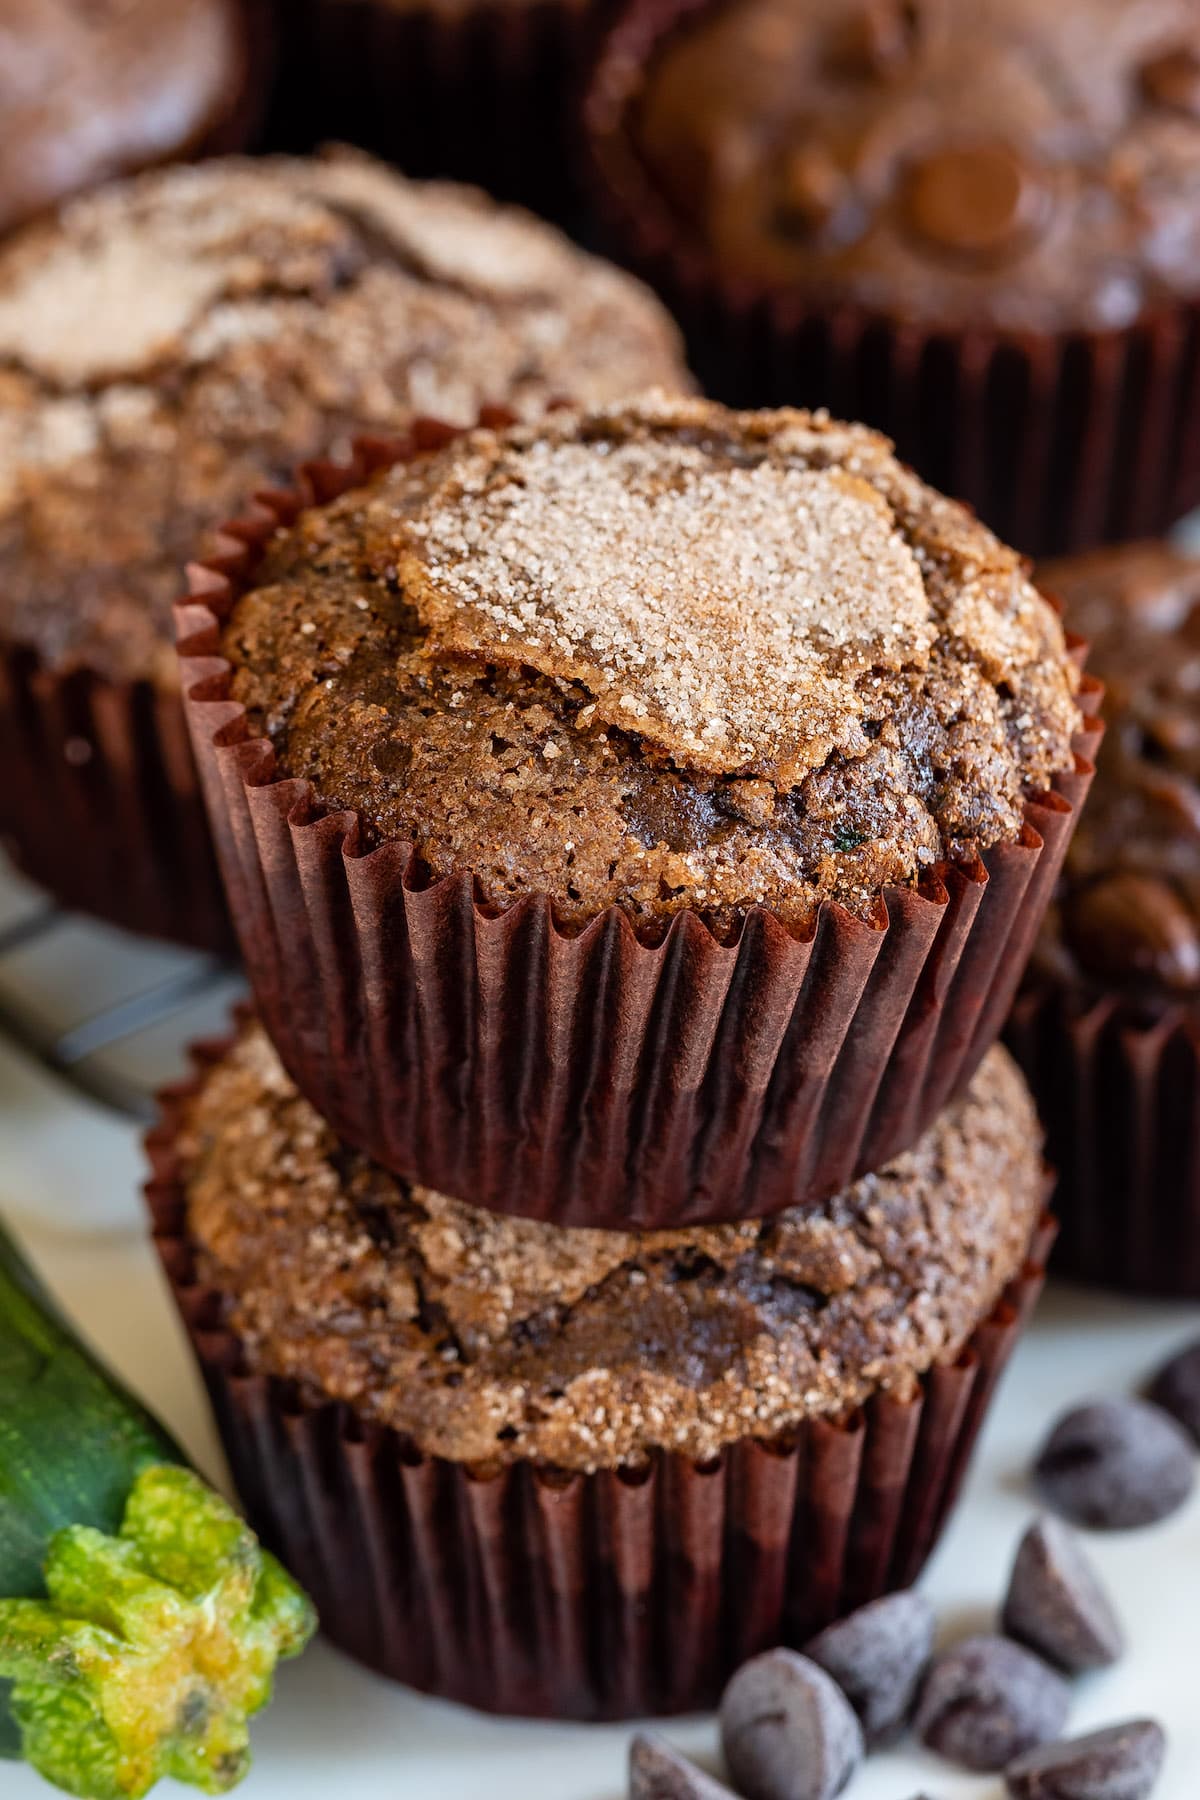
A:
[0,149,690,684]
[0,0,250,236]
[222,393,1081,932]
[179,1019,1045,1474]
[1035,539,1200,1001]
[630,0,1200,332]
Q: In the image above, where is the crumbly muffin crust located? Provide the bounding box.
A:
[222,393,1080,931]
[631,0,1200,332]
[1035,540,1200,1001]
[179,1020,1044,1474]
[0,149,689,684]
[0,0,248,236]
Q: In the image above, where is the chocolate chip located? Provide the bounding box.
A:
[629,1733,738,1799]
[1139,46,1200,118]
[1063,872,1200,993]
[1034,1399,1196,1531]
[835,0,927,80]
[914,1635,1071,1771]
[1002,1518,1125,1673]
[1148,1337,1200,1445]
[1005,1719,1167,1800]
[776,146,848,238]
[804,1590,935,1745]
[719,1648,863,1800]
[902,142,1050,260]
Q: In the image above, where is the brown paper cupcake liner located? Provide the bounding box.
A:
[582,0,1200,559]
[145,1052,1056,1719]
[0,644,235,954]
[268,0,608,220]
[176,430,1100,1229]
[1007,983,1200,1298]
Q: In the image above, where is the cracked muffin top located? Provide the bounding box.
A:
[0,148,689,684]
[1034,539,1200,1003]
[177,1018,1045,1473]
[622,0,1200,332]
[218,393,1081,933]
[0,0,252,236]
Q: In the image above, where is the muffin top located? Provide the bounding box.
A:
[1035,539,1200,1002]
[220,393,1080,933]
[178,1019,1044,1473]
[0,0,250,237]
[0,149,689,684]
[626,0,1200,332]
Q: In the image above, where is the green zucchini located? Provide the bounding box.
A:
[0,1218,315,1800]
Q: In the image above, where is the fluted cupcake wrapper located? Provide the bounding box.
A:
[1008,983,1200,1298]
[0,644,234,953]
[582,0,1200,559]
[176,429,1100,1229]
[146,1050,1056,1721]
[270,0,607,220]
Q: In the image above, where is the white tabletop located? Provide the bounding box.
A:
[0,858,1196,1799]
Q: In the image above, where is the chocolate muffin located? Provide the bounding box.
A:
[586,0,1200,553]
[224,395,1079,932]
[1008,539,1200,1295]
[271,0,604,219]
[0,0,263,236]
[0,149,689,947]
[181,393,1095,1226]
[148,1015,1052,1716]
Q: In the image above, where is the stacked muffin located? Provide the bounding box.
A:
[148,391,1095,1715]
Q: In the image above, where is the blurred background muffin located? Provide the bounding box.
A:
[1008,538,1200,1295]
[0,0,268,236]
[148,1014,1052,1717]
[585,0,1200,554]
[269,0,607,220]
[0,149,690,950]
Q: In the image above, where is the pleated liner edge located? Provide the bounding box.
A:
[176,425,1101,1229]
[145,1041,1057,1720]
[581,0,1200,560]
[0,644,234,953]
[1008,982,1200,1298]
[270,0,609,220]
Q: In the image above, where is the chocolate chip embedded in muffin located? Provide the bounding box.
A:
[0,148,690,686]
[0,0,256,236]
[177,1018,1046,1474]
[1035,540,1200,1002]
[221,393,1080,934]
[631,0,1200,332]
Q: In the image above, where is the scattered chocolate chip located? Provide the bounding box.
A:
[1148,1338,1200,1445]
[1005,1719,1167,1800]
[902,141,1049,260]
[629,1733,739,1799]
[1063,872,1200,993]
[804,1590,936,1745]
[914,1635,1070,1772]
[1035,1399,1196,1531]
[1139,46,1200,118]
[719,1648,863,1800]
[1002,1517,1125,1673]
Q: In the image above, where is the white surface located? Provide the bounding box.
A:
[0,921,1197,1796]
